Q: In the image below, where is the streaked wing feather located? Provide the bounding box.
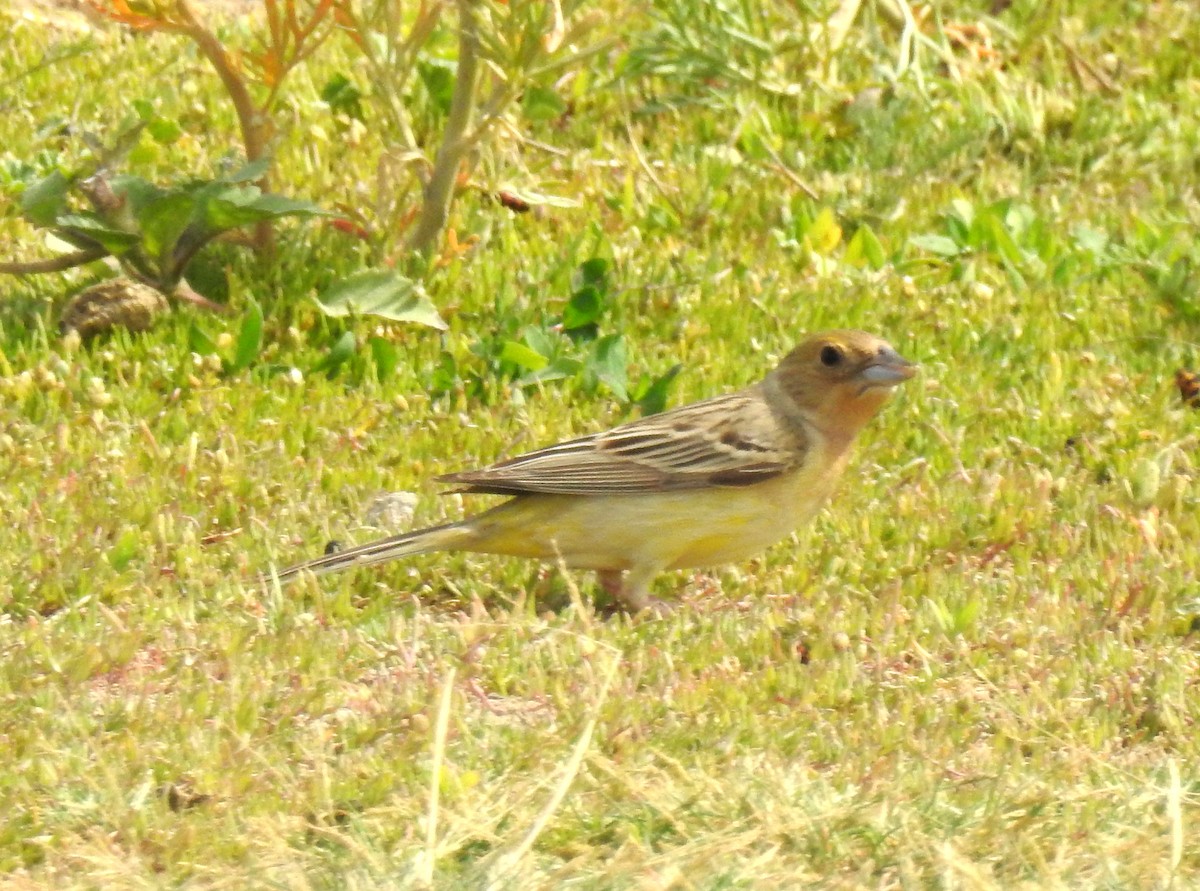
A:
[439,389,807,495]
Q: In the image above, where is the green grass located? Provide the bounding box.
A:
[2,0,1200,886]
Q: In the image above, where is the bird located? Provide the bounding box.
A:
[264,330,916,613]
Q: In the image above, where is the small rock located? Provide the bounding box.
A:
[363,491,418,532]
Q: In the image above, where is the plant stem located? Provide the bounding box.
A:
[0,249,107,275]
[175,0,275,252]
[406,0,482,255]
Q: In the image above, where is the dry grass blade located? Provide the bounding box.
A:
[483,638,621,888]
[420,666,458,886]
[1167,757,1183,876]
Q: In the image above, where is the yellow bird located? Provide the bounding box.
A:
[266,330,916,613]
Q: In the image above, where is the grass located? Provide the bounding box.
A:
[2,0,1199,886]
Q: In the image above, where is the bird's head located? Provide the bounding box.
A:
[770,330,916,446]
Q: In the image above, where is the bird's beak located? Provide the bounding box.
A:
[859,347,917,388]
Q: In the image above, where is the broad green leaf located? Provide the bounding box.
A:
[634,363,681,416]
[563,286,603,330]
[945,213,970,247]
[147,117,183,144]
[518,357,582,385]
[369,336,399,380]
[224,158,271,184]
[200,186,265,230]
[984,212,1025,268]
[430,351,459,396]
[314,330,357,377]
[500,341,549,372]
[418,60,456,115]
[909,233,962,258]
[112,175,165,215]
[203,186,327,231]
[576,257,610,288]
[188,321,218,355]
[949,198,975,229]
[523,85,566,121]
[21,170,69,226]
[137,191,194,259]
[107,527,140,571]
[243,193,329,218]
[807,207,842,256]
[845,225,885,269]
[226,300,263,373]
[587,334,628,401]
[321,73,364,120]
[56,213,140,254]
[316,271,448,329]
[522,326,558,358]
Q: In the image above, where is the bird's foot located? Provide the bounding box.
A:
[597,570,674,618]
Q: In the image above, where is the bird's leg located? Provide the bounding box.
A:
[597,569,625,600]
[598,566,673,616]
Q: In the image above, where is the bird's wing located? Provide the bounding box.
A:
[439,388,809,495]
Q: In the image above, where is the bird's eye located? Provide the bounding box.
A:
[820,345,843,367]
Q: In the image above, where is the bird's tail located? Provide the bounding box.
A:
[261,520,475,585]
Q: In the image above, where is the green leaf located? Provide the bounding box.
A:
[523,85,566,121]
[948,198,975,230]
[321,73,364,120]
[500,340,549,372]
[419,60,456,115]
[316,271,448,329]
[313,330,357,377]
[21,170,69,226]
[807,207,842,255]
[587,334,628,401]
[983,212,1025,267]
[107,527,140,572]
[112,174,164,215]
[518,357,582,385]
[136,191,194,259]
[200,186,264,230]
[226,300,263,373]
[845,225,886,269]
[576,257,610,288]
[522,326,558,358]
[203,186,328,231]
[633,363,681,415]
[188,321,218,356]
[55,213,140,254]
[224,158,271,184]
[369,336,399,380]
[244,193,329,218]
[430,351,458,396]
[909,233,962,258]
[146,117,183,144]
[563,286,603,330]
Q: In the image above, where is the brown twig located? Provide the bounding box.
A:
[0,249,107,275]
[1056,34,1119,97]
